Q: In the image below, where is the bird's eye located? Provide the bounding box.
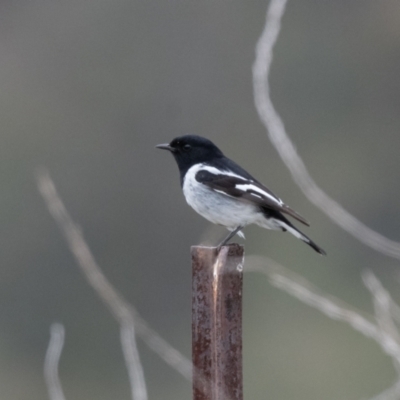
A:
[183,144,191,151]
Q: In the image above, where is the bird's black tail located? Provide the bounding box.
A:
[287,225,326,255]
[259,207,326,255]
[303,235,326,255]
[277,215,326,256]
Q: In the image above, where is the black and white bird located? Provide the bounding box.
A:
[156,135,326,255]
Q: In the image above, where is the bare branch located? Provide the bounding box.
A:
[363,271,400,373]
[369,380,400,400]
[389,301,400,328]
[36,169,233,400]
[252,0,400,260]
[246,256,400,399]
[37,169,244,400]
[120,323,148,400]
[245,256,400,372]
[44,323,66,400]
[37,169,147,400]
[130,313,192,380]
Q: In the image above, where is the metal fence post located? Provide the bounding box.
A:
[192,244,244,400]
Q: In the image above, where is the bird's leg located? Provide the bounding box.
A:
[217,226,244,250]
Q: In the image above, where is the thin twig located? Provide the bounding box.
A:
[246,256,400,399]
[252,0,400,260]
[121,323,148,400]
[44,323,66,400]
[245,256,400,375]
[389,302,400,329]
[37,169,191,380]
[130,313,192,380]
[363,271,400,373]
[37,170,152,400]
[369,380,400,400]
[36,169,223,398]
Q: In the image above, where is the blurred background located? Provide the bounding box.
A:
[1,0,400,399]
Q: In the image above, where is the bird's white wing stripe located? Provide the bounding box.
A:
[200,165,249,180]
[191,164,283,205]
[213,189,235,198]
[235,183,283,205]
[184,163,242,191]
[275,220,309,241]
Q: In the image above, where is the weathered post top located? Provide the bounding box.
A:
[191,244,244,400]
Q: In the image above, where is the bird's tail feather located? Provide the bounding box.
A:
[278,220,326,256]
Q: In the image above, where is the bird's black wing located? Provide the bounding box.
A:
[195,169,309,226]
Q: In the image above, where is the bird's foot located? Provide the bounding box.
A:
[216,226,244,252]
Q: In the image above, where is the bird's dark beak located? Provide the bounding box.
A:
[156,143,175,152]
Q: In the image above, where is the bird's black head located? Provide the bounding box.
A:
[156,135,224,178]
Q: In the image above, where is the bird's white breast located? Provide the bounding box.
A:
[182,164,268,230]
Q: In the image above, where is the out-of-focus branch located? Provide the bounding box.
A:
[120,323,148,400]
[247,257,380,343]
[37,170,147,400]
[246,255,400,399]
[252,0,400,261]
[363,271,400,373]
[37,170,228,398]
[37,170,193,398]
[369,380,400,400]
[44,323,66,400]
[131,313,192,380]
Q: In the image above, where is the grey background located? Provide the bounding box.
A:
[1,0,400,399]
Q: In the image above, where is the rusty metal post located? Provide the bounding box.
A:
[192,244,244,400]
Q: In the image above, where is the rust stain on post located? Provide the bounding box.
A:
[192,244,244,400]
